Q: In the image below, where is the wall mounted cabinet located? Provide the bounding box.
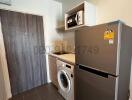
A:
[65,1,96,31]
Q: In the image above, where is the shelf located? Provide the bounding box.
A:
[56,25,65,30]
[65,25,86,31]
[56,25,65,31]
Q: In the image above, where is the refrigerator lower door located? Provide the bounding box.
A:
[75,65,118,100]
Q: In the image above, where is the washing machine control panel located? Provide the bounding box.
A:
[66,64,71,69]
[57,60,74,72]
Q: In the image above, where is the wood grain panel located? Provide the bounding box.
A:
[0,9,47,96]
[0,17,8,100]
[48,55,58,87]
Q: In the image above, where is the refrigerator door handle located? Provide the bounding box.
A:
[78,65,109,78]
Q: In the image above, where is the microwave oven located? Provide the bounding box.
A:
[67,10,84,28]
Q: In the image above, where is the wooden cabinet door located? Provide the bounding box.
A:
[48,55,58,87]
[0,9,47,95]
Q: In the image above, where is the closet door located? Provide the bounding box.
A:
[0,17,8,100]
[0,9,47,95]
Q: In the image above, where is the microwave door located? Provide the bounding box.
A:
[67,13,78,28]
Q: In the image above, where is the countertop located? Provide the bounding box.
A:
[48,53,75,65]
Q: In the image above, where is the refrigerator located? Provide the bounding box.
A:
[75,21,132,100]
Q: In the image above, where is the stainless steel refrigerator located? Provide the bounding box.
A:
[75,21,132,100]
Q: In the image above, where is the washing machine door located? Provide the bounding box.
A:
[58,70,71,93]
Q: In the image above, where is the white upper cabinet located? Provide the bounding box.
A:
[65,1,96,31]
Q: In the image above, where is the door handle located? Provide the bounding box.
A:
[78,65,109,78]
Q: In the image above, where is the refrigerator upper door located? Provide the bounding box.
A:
[75,21,120,76]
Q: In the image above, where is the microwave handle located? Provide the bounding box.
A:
[75,14,78,23]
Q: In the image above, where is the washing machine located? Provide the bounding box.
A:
[57,60,74,100]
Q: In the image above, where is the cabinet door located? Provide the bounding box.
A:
[48,56,58,87]
[0,9,47,95]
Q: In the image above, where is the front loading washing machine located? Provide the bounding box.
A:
[57,60,74,100]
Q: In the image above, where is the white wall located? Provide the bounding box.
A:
[95,0,132,26]
[0,0,63,99]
